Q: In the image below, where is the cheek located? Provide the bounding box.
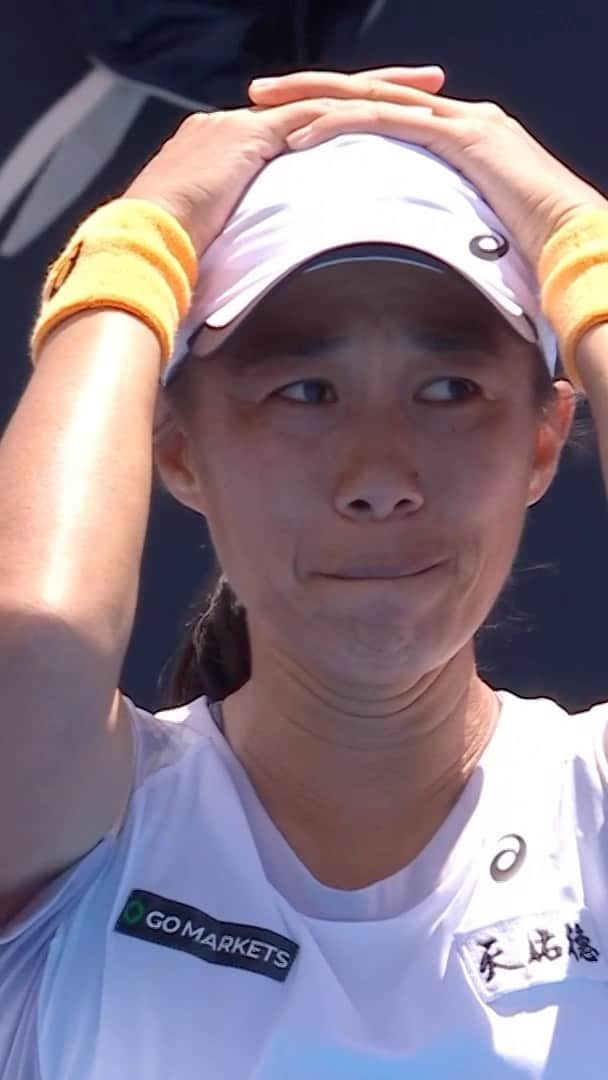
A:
[422,416,534,564]
[212,439,314,522]
[196,429,317,598]
[428,407,535,509]
[445,445,533,616]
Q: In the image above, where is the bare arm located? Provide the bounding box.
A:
[0,309,160,920]
[0,310,161,637]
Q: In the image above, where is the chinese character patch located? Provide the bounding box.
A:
[456,909,607,1003]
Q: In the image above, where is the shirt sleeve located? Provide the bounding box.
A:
[0,695,143,1080]
[0,693,201,1078]
[0,830,117,1078]
[569,702,608,946]
[592,703,608,788]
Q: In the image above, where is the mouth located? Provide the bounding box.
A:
[317,561,445,581]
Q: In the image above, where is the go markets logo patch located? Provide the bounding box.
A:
[115,889,299,982]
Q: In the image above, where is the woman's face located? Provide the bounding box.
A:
[158,260,572,686]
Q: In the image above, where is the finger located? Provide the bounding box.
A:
[249,66,445,103]
[351,65,445,90]
[250,79,464,122]
[284,100,450,152]
[341,80,467,118]
[251,97,378,141]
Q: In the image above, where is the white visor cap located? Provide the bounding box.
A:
[162,132,557,385]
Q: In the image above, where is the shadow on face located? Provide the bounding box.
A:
[160,257,549,424]
[196,257,527,370]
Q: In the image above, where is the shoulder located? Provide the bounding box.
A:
[122,693,217,797]
[497,687,608,791]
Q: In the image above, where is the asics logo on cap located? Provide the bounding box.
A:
[469,232,510,261]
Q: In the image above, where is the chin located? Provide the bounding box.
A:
[325,591,440,640]
[315,615,434,677]
[319,645,433,689]
[313,585,466,676]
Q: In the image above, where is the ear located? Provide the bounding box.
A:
[527,380,576,507]
[153,388,207,516]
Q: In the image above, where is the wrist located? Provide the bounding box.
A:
[31,199,198,371]
[573,322,608,393]
[538,208,608,389]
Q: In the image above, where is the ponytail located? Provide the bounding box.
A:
[161,560,251,707]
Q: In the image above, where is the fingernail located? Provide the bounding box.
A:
[251,78,277,90]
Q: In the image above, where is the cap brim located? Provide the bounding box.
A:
[186,243,452,361]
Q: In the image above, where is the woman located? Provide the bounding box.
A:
[1,64,608,1078]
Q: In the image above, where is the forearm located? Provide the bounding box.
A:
[0,309,161,657]
[576,323,608,500]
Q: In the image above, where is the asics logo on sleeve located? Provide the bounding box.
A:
[115,889,299,982]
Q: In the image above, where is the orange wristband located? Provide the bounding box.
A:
[538,208,608,388]
[30,198,198,368]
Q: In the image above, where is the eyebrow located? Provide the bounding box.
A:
[205,322,502,373]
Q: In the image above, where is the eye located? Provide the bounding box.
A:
[416,376,481,403]
[274,379,337,405]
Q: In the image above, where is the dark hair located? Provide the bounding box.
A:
[159,350,589,709]
[162,557,251,705]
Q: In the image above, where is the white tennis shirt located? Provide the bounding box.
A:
[2,689,608,1078]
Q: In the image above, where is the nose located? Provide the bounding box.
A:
[333,439,425,522]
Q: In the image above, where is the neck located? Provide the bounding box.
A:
[221,642,499,889]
